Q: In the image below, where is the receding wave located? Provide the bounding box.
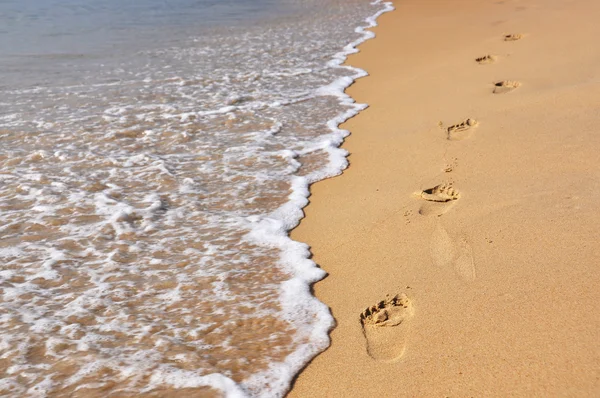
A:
[0,1,393,396]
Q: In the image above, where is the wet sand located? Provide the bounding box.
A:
[289,0,600,395]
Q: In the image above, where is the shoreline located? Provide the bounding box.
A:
[289,0,600,396]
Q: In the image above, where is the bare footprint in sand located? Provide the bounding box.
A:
[430,223,456,267]
[475,55,496,64]
[360,293,414,362]
[504,33,523,41]
[419,183,460,216]
[447,118,478,141]
[493,80,521,94]
[455,237,476,281]
[421,183,460,202]
[430,224,476,281]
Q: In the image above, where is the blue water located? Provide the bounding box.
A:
[0,0,289,88]
[0,0,285,55]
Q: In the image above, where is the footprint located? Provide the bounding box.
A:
[475,55,496,64]
[421,183,460,202]
[493,80,521,94]
[429,224,477,281]
[429,223,456,267]
[454,237,476,281]
[360,293,414,362]
[420,201,457,217]
[504,33,523,41]
[419,183,460,216]
[447,118,478,141]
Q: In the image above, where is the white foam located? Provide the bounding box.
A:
[239,1,395,396]
[146,368,247,398]
[0,1,394,397]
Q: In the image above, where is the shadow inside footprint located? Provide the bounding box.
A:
[447,118,478,141]
[421,183,460,202]
[419,183,460,216]
[504,33,523,41]
[493,80,521,94]
[475,55,496,64]
[360,293,414,362]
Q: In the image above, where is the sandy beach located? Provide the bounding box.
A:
[288,0,600,396]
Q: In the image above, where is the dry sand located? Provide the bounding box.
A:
[288,0,600,396]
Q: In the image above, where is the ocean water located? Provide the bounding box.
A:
[0,0,393,396]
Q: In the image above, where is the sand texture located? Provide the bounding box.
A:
[288,0,600,396]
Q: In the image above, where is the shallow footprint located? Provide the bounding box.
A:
[493,80,521,94]
[360,293,414,362]
[475,54,496,64]
[504,33,523,41]
[454,237,476,281]
[447,118,478,141]
[429,223,456,267]
[430,224,477,281]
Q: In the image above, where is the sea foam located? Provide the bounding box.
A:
[0,1,393,397]
[241,1,395,396]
